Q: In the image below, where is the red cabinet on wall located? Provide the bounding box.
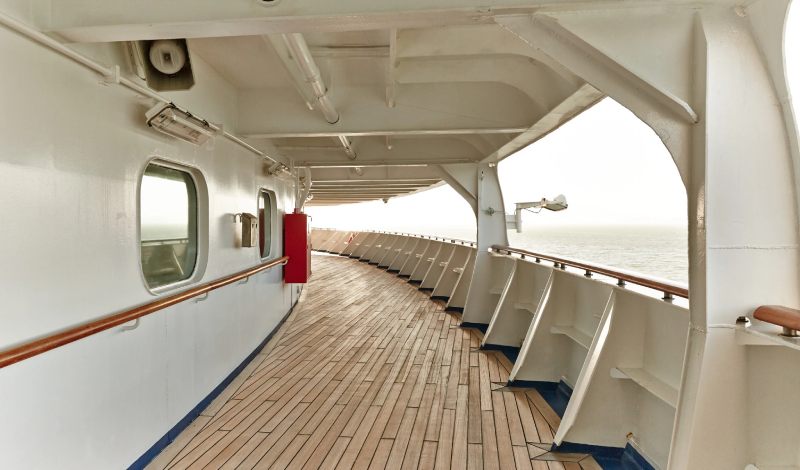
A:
[284,210,311,283]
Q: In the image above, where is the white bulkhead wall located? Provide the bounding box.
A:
[0,14,295,470]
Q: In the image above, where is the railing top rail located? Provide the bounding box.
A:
[389,232,475,246]
[316,228,476,247]
[492,245,688,299]
[0,256,289,369]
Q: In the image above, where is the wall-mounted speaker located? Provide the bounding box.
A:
[132,39,195,91]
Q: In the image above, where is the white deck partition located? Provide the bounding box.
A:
[361,233,388,262]
[483,258,553,348]
[350,232,378,259]
[432,244,473,300]
[420,241,456,290]
[389,237,419,272]
[341,232,367,257]
[327,231,352,254]
[446,249,477,312]
[399,238,430,278]
[509,268,614,387]
[409,240,443,283]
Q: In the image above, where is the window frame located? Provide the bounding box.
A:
[258,188,277,259]
[137,158,208,294]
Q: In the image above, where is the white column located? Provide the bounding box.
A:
[437,163,510,325]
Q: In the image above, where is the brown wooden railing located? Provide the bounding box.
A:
[492,245,688,300]
[0,256,289,369]
[753,305,800,336]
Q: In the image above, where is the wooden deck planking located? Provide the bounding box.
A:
[146,254,598,470]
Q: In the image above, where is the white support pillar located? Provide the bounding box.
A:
[437,163,509,326]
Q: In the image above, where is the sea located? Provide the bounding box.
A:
[387,225,688,285]
[509,225,687,284]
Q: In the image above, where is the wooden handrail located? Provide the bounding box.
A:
[492,245,688,299]
[0,256,289,369]
[753,305,800,336]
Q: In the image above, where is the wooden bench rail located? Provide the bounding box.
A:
[0,256,289,369]
[492,245,688,299]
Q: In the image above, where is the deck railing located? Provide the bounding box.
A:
[377,231,476,247]
[491,245,688,300]
[0,256,289,369]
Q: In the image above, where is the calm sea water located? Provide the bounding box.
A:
[395,225,688,284]
[508,225,688,284]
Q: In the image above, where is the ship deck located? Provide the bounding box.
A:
[146,253,602,470]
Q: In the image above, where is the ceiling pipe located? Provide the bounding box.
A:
[282,33,357,160]
[283,33,339,124]
[337,135,357,160]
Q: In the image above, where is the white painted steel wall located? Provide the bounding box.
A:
[0,20,296,470]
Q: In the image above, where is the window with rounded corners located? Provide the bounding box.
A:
[258,189,276,258]
[140,162,199,290]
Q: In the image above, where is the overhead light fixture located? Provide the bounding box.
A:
[145,103,213,145]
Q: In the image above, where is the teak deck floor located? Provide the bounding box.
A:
[146,253,601,470]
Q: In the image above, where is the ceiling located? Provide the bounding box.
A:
[49,3,609,205]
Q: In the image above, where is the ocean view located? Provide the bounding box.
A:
[508,225,688,284]
[353,224,689,285]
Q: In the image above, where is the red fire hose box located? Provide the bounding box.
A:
[284,209,311,283]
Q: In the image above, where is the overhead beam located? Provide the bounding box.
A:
[46,1,719,42]
[482,83,604,163]
[434,163,478,214]
[311,183,434,188]
[308,45,389,58]
[311,194,416,199]
[387,29,398,108]
[310,187,421,193]
[497,14,698,124]
[308,165,443,182]
[286,134,485,166]
[244,127,526,139]
[312,187,433,192]
[238,82,538,138]
[311,179,440,184]
[312,194,399,201]
[298,159,475,168]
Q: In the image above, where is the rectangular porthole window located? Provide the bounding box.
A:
[140,163,199,289]
[258,189,274,258]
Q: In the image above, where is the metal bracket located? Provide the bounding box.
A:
[101,65,121,86]
[119,317,140,332]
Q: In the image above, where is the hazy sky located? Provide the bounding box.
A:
[309,5,800,237]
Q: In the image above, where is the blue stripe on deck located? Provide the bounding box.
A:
[480,343,520,363]
[507,379,572,418]
[555,442,657,470]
